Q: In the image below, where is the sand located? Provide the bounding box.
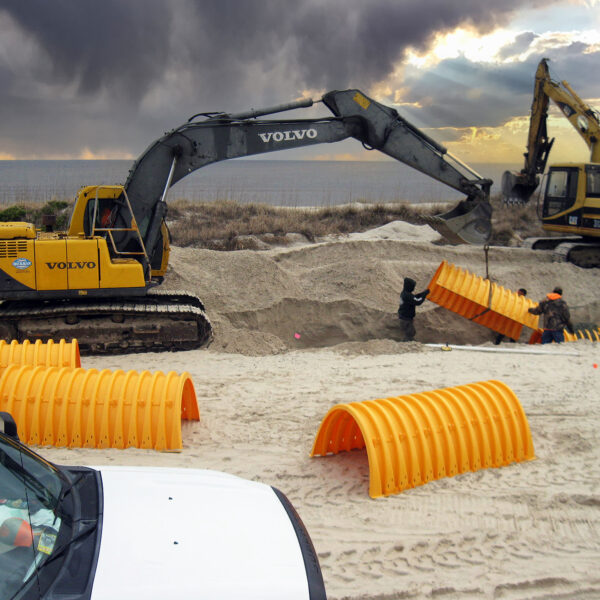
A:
[36,221,600,599]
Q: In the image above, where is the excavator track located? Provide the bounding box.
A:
[522,236,581,251]
[0,289,212,355]
[552,242,600,268]
[521,236,600,267]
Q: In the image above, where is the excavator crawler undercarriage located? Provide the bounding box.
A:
[0,289,212,355]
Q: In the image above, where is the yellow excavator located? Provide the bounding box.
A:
[502,58,600,268]
[0,89,493,353]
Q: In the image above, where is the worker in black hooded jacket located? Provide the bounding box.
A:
[397,277,430,341]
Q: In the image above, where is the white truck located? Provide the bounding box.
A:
[0,413,326,599]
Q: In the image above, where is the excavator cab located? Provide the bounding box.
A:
[69,185,153,271]
[540,163,600,237]
[69,186,125,238]
[543,166,580,218]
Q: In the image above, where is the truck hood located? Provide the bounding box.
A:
[90,466,310,600]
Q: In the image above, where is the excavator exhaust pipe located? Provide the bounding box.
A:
[423,199,492,245]
[501,171,539,205]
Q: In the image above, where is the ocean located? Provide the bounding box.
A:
[0,159,518,207]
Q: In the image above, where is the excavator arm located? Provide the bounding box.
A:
[322,91,492,246]
[502,58,600,203]
[113,89,493,273]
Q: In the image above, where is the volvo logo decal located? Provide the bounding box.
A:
[12,258,32,270]
[46,261,97,270]
[258,129,317,143]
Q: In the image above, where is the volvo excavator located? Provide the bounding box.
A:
[502,58,600,268]
[0,89,493,353]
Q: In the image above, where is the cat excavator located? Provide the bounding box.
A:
[502,58,600,268]
[0,89,493,353]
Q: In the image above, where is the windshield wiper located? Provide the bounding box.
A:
[31,520,99,577]
[58,472,87,502]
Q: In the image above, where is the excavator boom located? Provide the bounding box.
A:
[503,58,600,204]
[120,89,493,263]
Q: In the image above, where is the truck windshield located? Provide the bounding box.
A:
[0,433,67,599]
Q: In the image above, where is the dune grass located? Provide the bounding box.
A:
[166,194,546,250]
[165,198,451,250]
[0,194,546,250]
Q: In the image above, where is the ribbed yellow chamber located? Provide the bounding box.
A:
[565,328,600,342]
[529,328,600,343]
[311,380,535,498]
[427,261,539,340]
[0,365,199,451]
[0,339,81,369]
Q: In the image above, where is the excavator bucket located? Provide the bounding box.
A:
[423,199,492,245]
[501,171,539,205]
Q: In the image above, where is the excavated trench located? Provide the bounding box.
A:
[218,298,600,354]
[165,240,600,356]
[220,298,494,353]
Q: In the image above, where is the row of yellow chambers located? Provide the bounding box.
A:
[0,338,197,451]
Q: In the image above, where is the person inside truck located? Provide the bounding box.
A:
[0,433,62,598]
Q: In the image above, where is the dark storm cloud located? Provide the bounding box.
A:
[497,32,537,60]
[290,0,527,88]
[397,43,600,131]
[1,0,537,96]
[0,0,573,157]
[0,0,171,102]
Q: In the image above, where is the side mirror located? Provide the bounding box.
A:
[0,412,19,441]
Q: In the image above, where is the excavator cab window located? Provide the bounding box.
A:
[586,165,600,198]
[83,196,125,240]
[543,167,579,217]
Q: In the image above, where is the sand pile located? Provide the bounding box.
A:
[35,220,600,599]
[165,221,600,354]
